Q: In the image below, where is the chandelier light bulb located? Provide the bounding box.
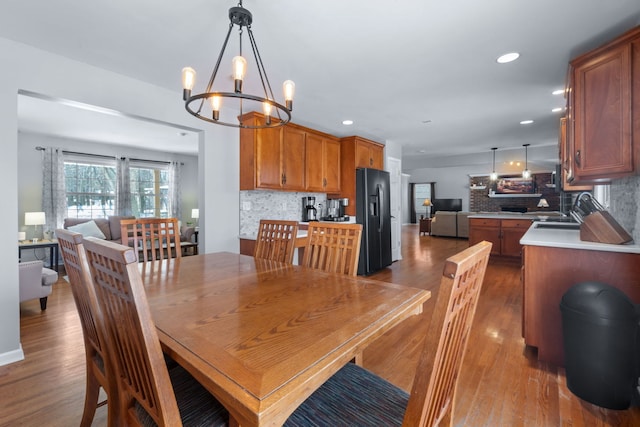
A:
[263,101,272,125]
[211,96,221,121]
[490,171,498,181]
[182,67,196,100]
[232,56,247,93]
[283,80,295,110]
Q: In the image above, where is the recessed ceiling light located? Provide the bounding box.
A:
[552,89,564,95]
[496,52,520,64]
[342,120,353,125]
[520,120,534,125]
[552,107,563,113]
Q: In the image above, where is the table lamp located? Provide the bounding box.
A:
[25,211,46,243]
[422,198,431,218]
[191,208,199,228]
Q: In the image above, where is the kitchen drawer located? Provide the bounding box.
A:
[502,219,532,229]
[470,218,501,227]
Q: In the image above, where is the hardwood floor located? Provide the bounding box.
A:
[1,225,638,426]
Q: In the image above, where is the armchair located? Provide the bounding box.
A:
[19,260,58,310]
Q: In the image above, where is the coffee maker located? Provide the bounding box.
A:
[324,198,349,221]
[302,196,318,222]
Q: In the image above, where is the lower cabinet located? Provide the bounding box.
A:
[469,218,532,257]
[522,244,640,366]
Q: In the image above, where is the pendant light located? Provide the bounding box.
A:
[181,0,294,129]
[522,144,531,179]
[490,147,498,181]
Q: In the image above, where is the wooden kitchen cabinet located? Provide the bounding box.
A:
[281,125,306,190]
[469,217,532,257]
[558,117,592,191]
[501,219,532,257]
[305,132,341,193]
[566,26,640,183]
[468,218,501,255]
[239,112,305,191]
[522,244,640,366]
[339,136,385,216]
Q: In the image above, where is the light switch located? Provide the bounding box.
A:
[242,201,252,211]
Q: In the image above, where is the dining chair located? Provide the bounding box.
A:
[120,217,182,261]
[301,222,363,276]
[285,240,493,427]
[254,219,299,263]
[56,229,110,427]
[82,237,229,426]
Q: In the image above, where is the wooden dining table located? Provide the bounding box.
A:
[139,252,431,426]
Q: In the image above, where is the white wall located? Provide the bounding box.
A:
[0,37,240,365]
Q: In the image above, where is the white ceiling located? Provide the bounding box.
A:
[4,0,640,166]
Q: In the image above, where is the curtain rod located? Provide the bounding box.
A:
[35,146,184,165]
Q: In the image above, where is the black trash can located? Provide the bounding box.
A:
[560,282,639,409]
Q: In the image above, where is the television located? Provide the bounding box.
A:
[432,198,462,213]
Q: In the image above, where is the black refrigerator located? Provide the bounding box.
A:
[356,168,392,275]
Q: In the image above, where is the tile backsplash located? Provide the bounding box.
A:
[610,175,639,242]
[239,190,327,237]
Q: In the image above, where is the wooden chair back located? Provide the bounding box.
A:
[82,237,182,426]
[120,218,182,262]
[254,219,299,263]
[302,222,363,276]
[403,241,492,427]
[56,229,110,427]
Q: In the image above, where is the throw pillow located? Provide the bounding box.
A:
[67,220,107,239]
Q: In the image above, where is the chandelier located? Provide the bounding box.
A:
[181,1,295,129]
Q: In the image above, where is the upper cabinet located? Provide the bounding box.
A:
[339,136,385,216]
[565,26,640,184]
[240,112,340,193]
[305,132,341,193]
[559,117,593,191]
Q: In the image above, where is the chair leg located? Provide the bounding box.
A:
[39,296,48,311]
[80,371,101,427]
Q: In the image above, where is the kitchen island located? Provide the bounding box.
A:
[520,222,640,366]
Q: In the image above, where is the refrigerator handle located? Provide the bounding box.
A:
[377,184,383,233]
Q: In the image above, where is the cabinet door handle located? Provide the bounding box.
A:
[323,178,327,187]
[282,173,286,185]
[574,150,581,167]
[369,158,373,166]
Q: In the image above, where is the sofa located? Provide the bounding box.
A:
[62,216,196,247]
[62,216,135,243]
[430,211,472,238]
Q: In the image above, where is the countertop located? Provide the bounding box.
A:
[520,221,640,254]
[469,212,564,221]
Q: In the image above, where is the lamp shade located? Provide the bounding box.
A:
[25,211,46,226]
[537,198,549,208]
[422,199,431,207]
[191,208,199,219]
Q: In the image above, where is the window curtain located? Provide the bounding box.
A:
[116,157,132,216]
[42,147,67,234]
[169,161,182,220]
[409,183,416,224]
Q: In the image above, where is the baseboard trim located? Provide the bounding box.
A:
[0,344,24,367]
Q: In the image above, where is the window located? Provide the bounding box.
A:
[130,165,170,218]
[64,160,116,219]
[64,155,174,220]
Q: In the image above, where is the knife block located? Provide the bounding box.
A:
[580,211,633,244]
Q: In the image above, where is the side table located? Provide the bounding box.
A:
[18,239,59,272]
[419,218,432,236]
